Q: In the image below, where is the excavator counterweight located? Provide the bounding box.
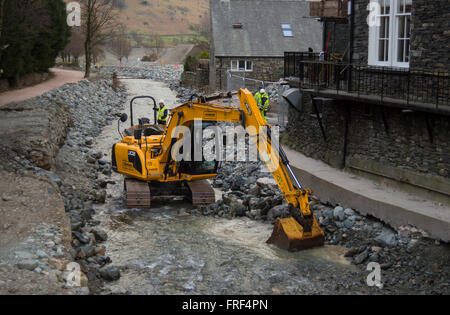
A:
[112,89,325,251]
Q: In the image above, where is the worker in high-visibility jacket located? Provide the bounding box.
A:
[254,89,270,122]
[157,99,169,125]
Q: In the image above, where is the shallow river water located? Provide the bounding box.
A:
[92,79,360,295]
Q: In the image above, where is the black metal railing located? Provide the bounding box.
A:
[285,54,450,110]
[284,52,331,77]
[284,51,344,77]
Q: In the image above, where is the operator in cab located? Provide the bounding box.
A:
[254,89,269,122]
[157,99,169,126]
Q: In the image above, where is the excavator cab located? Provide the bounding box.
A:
[178,120,220,176]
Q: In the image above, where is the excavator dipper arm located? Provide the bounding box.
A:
[237,89,325,251]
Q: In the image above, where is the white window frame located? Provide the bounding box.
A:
[230,60,253,72]
[368,0,411,68]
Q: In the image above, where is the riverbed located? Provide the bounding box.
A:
[89,78,363,295]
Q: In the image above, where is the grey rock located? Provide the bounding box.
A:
[88,150,102,160]
[343,217,355,229]
[267,205,288,221]
[66,139,74,147]
[248,184,260,196]
[34,168,62,187]
[72,231,90,244]
[78,245,95,258]
[36,250,48,259]
[374,229,398,247]
[71,220,83,231]
[344,247,359,258]
[323,209,333,219]
[333,206,345,221]
[17,260,39,271]
[34,267,43,274]
[344,208,355,216]
[183,281,196,291]
[15,251,35,260]
[99,266,121,281]
[368,253,379,262]
[85,137,94,145]
[98,159,108,166]
[256,177,277,189]
[87,156,96,164]
[353,250,369,265]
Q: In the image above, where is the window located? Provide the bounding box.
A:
[231,60,238,71]
[239,60,246,71]
[230,60,253,72]
[281,23,293,37]
[368,0,411,67]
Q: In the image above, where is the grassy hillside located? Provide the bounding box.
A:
[114,0,210,35]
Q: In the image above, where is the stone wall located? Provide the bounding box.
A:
[409,0,450,72]
[214,57,284,90]
[352,0,370,64]
[282,91,450,198]
[181,69,209,89]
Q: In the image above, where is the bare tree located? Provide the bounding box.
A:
[66,27,84,64]
[197,17,211,42]
[92,45,105,64]
[80,0,116,78]
[108,24,132,63]
[148,32,164,56]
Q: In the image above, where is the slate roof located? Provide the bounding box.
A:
[211,0,323,57]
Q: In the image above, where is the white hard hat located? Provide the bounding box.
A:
[260,89,266,94]
[159,99,165,104]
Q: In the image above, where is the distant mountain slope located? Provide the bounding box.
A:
[113,0,210,35]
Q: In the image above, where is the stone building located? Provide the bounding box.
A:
[209,0,322,90]
[283,0,450,204]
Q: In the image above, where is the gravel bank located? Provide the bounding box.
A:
[0,72,128,293]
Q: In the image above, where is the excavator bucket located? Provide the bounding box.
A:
[267,216,325,252]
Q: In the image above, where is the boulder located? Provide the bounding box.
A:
[333,206,345,221]
[99,266,121,281]
[374,229,398,247]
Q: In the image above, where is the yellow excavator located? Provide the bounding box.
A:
[111,88,324,251]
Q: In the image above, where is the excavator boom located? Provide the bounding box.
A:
[237,89,324,251]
